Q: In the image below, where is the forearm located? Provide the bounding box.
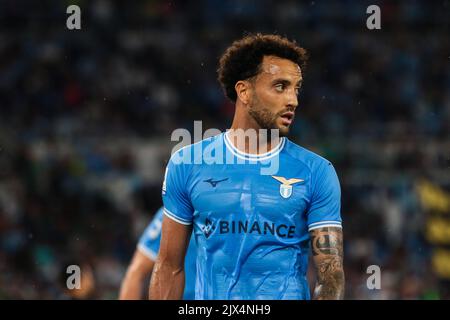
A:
[149,259,185,300]
[310,226,345,300]
[119,271,145,300]
[313,261,345,300]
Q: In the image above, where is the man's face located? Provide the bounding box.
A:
[247,55,302,137]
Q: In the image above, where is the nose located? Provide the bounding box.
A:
[286,90,298,110]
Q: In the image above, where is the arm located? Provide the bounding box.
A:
[149,215,192,299]
[310,226,345,300]
[119,250,155,300]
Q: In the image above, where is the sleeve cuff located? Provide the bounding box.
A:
[308,220,342,231]
[163,208,192,225]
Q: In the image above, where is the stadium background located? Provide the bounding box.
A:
[0,0,449,299]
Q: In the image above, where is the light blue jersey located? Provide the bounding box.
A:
[162,132,342,300]
[138,207,197,300]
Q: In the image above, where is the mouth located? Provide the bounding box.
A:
[279,111,294,126]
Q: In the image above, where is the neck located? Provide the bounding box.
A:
[228,102,281,155]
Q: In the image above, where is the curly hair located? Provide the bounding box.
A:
[217,33,308,102]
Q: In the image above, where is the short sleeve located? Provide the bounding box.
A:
[162,151,194,225]
[137,208,164,260]
[306,161,342,231]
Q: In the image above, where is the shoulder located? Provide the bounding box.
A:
[145,207,164,233]
[153,207,164,222]
[283,138,334,172]
[139,207,164,245]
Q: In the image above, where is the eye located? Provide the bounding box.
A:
[275,83,285,92]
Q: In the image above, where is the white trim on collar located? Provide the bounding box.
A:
[224,130,285,161]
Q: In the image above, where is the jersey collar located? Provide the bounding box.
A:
[224,130,286,161]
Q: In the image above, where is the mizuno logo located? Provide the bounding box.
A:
[203,178,228,187]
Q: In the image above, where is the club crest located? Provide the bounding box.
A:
[271,176,304,199]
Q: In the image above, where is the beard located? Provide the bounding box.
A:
[248,95,290,137]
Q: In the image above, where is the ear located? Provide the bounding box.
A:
[235,80,252,105]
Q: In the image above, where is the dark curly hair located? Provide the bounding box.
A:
[217,33,308,102]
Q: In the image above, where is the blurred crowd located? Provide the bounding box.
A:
[0,0,449,299]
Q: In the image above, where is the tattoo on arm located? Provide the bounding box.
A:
[310,227,345,300]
